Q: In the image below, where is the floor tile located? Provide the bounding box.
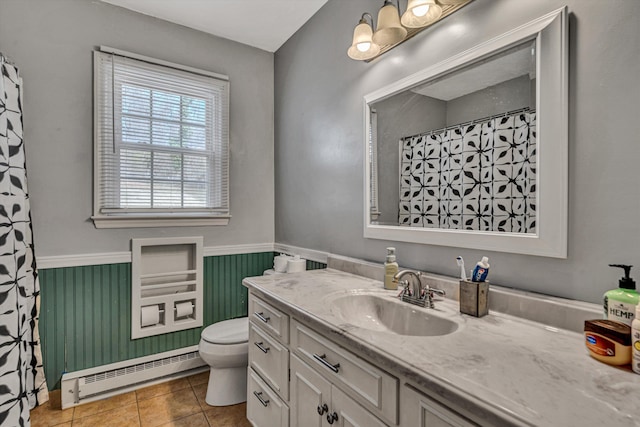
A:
[31,379,249,427]
[192,383,208,408]
[204,403,250,427]
[30,390,74,427]
[138,388,202,427]
[158,412,210,427]
[136,377,192,402]
[73,391,137,419]
[72,403,140,427]
[187,371,210,387]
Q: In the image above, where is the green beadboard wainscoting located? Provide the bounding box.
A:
[39,252,326,389]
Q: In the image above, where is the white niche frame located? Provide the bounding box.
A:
[131,236,204,339]
[364,7,568,258]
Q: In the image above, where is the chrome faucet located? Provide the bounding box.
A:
[394,270,422,297]
[393,270,445,309]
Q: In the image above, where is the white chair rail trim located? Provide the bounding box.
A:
[38,243,277,269]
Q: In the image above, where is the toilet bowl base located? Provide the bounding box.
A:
[205,366,247,406]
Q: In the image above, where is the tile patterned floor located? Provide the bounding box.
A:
[30,371,252,427]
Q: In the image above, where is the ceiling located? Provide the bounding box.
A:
[100,0,329,52]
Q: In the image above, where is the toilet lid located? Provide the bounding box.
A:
[201,317,248,344]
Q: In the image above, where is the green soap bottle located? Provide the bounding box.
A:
[604,264,640,326]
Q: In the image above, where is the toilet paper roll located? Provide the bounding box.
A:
[175,301,194,318]
[274,254,292,273]
[287,256,306,273]
[141,305,160,327]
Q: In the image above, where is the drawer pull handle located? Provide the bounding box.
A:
[327,411,339,424]
[313,353,340,373]
[253,391,270,407]
[317,403,328,415]
[254,341,270,354]
[254,312,271,323]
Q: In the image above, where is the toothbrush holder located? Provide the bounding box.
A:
[459,279,489,317]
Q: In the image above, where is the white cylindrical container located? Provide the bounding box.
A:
[632,304,640,374]
[287,255,306,273]
[273,254,292,273]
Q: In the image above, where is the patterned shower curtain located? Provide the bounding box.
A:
[399,110,536,233]
[0,55,49,425]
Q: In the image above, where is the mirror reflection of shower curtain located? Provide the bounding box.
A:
[0,55,49,424]
[399,109,536,233]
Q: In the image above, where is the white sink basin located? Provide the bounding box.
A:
[329,291,459,337]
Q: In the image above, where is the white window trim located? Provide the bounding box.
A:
[92,46,230,228]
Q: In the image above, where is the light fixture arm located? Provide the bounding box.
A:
[360,12,375,32]
[382,0,403,15]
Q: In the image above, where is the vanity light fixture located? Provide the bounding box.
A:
[348,0,473,62]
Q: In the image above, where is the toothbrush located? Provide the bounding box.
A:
[456,256,467,281]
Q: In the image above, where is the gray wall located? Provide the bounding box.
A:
[274,0,640,304]
[374,92,446,224]
[0,0,275,256]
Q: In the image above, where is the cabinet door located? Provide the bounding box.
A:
[400,384,477,427]
[290,355,331,427]
[331,386,388,427]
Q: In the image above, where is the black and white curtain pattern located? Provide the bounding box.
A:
[399,110,536,233]
[0,55,49,425]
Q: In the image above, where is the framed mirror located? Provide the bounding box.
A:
[364,7,568,258]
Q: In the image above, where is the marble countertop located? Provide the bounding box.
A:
[243,268,640,427]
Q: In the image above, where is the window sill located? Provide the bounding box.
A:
[91,214,231,229]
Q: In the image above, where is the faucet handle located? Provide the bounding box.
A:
[430,288,446,298]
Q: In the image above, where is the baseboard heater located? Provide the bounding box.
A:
[60,345,206,409]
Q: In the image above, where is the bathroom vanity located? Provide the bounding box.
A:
[243,268,640,427]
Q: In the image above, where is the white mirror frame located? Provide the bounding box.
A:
[364,7,568,258]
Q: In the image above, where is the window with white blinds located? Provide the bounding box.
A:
[93,48,229,228]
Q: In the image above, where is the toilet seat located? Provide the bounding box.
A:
[201,317,248,345]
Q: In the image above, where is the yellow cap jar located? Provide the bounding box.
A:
[584,319,631,366]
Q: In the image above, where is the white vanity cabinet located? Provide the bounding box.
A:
[247,292,478,427]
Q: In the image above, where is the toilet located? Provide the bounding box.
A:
[198,317,249,406]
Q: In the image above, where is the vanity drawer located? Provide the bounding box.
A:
[290,319,398,424]
[250,294,290,343]
[249,323,289,400]
[247,368,289,427]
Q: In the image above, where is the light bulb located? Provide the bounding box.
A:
[412,4,430,17]
[357,42,371,52]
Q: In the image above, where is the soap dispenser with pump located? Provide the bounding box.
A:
[604,264,639,326]
[384,247,399,290]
